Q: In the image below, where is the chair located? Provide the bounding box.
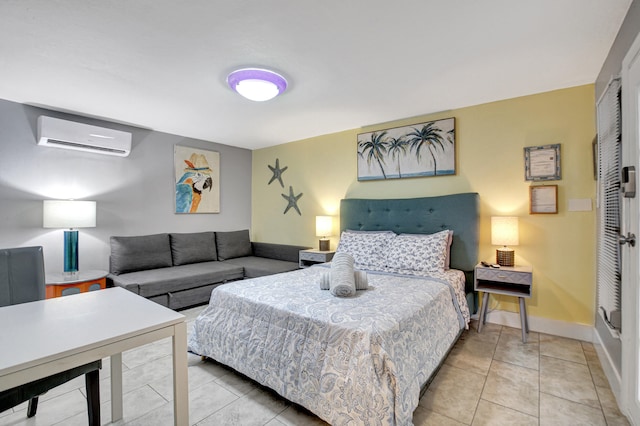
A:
[0,246,101,424]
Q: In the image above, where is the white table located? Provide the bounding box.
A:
[0,287,188,425]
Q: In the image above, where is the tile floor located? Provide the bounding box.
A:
[0,307,630,426]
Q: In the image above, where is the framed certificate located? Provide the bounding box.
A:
[530,185,558,214]
[524,144,561,181]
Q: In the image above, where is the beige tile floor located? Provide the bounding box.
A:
[0,308,630,426]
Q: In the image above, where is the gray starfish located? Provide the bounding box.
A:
[281,186,303,215]
[268,158,288,187]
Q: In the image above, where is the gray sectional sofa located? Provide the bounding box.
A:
[107,230,310,310]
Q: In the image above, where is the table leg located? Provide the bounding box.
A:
[85,368,100,426]
[110,353,123,422]
[477,292,490,333]
[519,297,528,343]
[172,322,189,426]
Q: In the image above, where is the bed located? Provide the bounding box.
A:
[188,192,479,425]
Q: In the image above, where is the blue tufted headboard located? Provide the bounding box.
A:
[340,192,479,277]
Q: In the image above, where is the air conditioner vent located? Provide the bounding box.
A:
[37,116,132,157]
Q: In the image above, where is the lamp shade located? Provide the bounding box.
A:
[227,68,288,102]
[43,200,96,229]
[491,216,519,246]
[316,216,333,237]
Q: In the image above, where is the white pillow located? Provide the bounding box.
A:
[336,230,396,270]
[384,230,452,272]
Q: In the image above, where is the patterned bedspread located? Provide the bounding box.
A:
[188,266,468,426]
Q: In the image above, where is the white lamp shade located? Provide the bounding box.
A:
[316,216,333,237]
[491,216,519,246]
[43,200,97,229]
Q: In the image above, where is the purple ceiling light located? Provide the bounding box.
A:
[227,68,288,102]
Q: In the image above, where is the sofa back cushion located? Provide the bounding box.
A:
[169,232,217,266]
[216,230,252,260]
[110,233,173,275]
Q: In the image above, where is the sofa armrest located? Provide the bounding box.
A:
[252,242,312,263]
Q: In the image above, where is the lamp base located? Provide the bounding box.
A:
[496,248,514,267]
[319,239,330,251]
[64,229,79,274]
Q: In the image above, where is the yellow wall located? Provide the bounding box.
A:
[252,84,596,326]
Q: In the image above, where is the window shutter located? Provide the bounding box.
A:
[596,77,622,333]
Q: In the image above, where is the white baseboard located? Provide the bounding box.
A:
[483,309,595,342]
[593,329,623,405]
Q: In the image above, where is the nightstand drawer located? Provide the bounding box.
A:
[300,252,329,262]
[299,250,335,268]
[475,268,532,285]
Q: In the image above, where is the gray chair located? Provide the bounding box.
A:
[0,246,101,424]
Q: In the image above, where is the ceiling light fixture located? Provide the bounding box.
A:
[227,68,287,102]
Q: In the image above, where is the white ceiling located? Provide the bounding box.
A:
[0,1,632,150]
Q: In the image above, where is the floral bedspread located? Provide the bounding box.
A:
[188,266,468,426]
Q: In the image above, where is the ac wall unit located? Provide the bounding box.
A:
[37,116,132,157]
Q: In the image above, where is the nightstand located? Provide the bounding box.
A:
[45,269,108,298]
[475,264,532,342]
[299,249,335,268]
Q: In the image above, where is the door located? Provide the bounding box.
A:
[621,30,640,425]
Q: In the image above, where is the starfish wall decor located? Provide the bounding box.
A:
[281,186,303,215]
[267,158,287,188]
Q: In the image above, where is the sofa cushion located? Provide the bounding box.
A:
[169,232,217,266]
[252,242,311,263]
[216,230,252,260]
[224,256,299,279]
[111,261,244,298]
[110,234,173,275]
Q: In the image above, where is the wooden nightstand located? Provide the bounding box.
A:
[475,264,533,342]
[46,270,108,298]
[299,249,335,268]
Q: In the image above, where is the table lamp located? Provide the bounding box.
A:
[491,216,519,267]
[316,216,333,251]
[43,200,96,277]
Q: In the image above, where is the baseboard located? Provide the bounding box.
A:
[593,328,623,405]
[483,309,595,342]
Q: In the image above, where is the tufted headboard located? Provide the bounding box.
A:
[340,192,480,275]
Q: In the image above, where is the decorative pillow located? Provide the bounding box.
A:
[109,233,173,275]
[336,230,396,270]
[216,230,252,260]
[169,232,217,266]
[384,230,451,272]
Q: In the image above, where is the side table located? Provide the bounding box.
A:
[474,264,533,342]
[46,270,108,298]
[299,249,335,268]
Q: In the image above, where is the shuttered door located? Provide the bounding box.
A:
[596,77,622,333]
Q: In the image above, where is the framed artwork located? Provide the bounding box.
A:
[524,144,561,181]
[357,117,455,181]
[174,145,220,214]
[530,185,558,214]
[592,136,598,180]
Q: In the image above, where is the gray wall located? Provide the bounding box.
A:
[0,98,252,274]
[596,0,640,98]
[594,0,640,377]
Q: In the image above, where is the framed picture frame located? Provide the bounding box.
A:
[530,185,558,214]
[357,117,455,181]
[592,136,598,180]
[174,145,220,214]
[524,144,561,181]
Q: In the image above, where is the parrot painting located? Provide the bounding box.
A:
[176,153,213,213]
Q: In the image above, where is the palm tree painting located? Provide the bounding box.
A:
[174,145,220,213]
[357,117,455,181]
